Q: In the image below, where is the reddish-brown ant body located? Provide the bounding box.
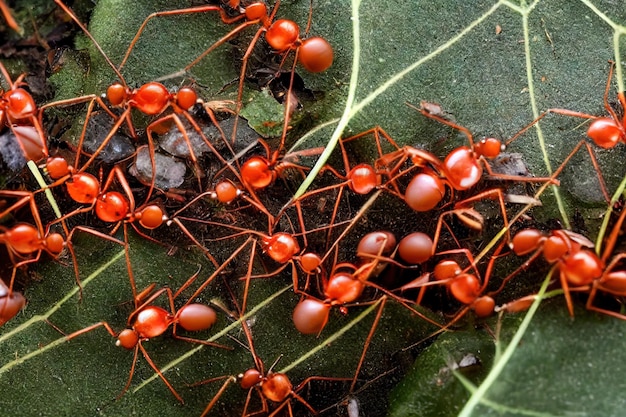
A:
[377,103,557,216]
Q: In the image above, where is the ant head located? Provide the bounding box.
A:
[116,329,139,349]
[297,252,322,274]
[138,205,165,229]
[45,233,65,256]
[474,138,502,159]
[472,296,495,318]
[261,373,292,403]
[265,19,300,52]
[45,157,71,180]
[214,180,241,204]
[175,87,197,111]
[107,82,127,106]
[238,368,262,389]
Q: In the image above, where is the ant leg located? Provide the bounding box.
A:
[406,101,475,148]
[64,225,131,300]
[119,5,243,71]
[77,108,133,174]
[157,21,260,83]
[136,343,184,403]
[179,236,256,307]
[548,140,610,203]
[230,27,266,144]
[339,126,402,165]
[167,217,221,268]
[349,296,387,392]
[0,190,45,232]
[601,61,619,122]
[600,198,626,262]
[239,240,258,314]
[0,1,20,32]
[53,0,126,83]
[559,269,575,317]
[198,376,238,417]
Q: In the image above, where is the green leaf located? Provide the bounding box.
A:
[390,297,626,417]
[3,0,626,416]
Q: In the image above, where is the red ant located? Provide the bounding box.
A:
[170,214,320,309]
[507,210,626,319]
[170,174,278,229]
[510,227,601,316]
[0,190,74,293]
[45,158,229,301]
[118,0,333,178]
[502,62,626,204]
[291,228,454,394]
[292,230,443,335]
[398,238,510,332]
[62,282,230,403]
[1,62,47,162]
[119,1,333,91]
[194,273,349,416]
[274,128,405,260]
[47,1,242,198]
[370,103,560,244]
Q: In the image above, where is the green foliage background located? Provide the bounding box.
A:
[2,1,626,416]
